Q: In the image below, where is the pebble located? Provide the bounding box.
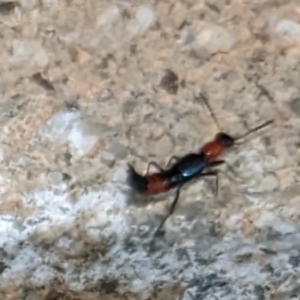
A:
[159,69,179,95]
[276,19,300,41]
[106,142,128,160]
[47,171,63,185]
[289,98,300,116]
[101,151,115,167]
[96,5,121,28]
[9,40,49,68]
[127,5,154,36]
[192,24,236,57]
[136,5,154,31]
[170,2,187,29]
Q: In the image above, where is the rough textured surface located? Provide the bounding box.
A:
[1,0,300,299]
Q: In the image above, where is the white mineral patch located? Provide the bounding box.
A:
[196,26,236,54]
[276,19,300,40]
[96,5,122,28]
[127,5,155,36]
[38,110,98,157]
[0,171,299,298]
[9,40,49,68]
[0,181,131,287]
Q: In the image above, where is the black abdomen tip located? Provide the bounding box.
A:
[126,164,148,194]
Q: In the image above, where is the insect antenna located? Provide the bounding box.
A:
[199,92,222,131]
[233,119,273,144]
[199,92,273,144]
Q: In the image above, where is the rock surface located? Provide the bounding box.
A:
[0,0,300,300]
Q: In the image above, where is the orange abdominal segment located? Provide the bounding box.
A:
[200,141,224,161]
[145,174,169,195]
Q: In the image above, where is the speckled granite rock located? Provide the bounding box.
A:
[1,0,300,299]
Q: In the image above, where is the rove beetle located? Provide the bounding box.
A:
[127,95,273,240]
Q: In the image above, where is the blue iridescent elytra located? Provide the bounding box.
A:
[166,153,210,189]
[177,153,208,177]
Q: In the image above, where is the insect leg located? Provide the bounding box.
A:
[149,171,224,250]
[225,162,239,178]
[199,92,222,131]
[208,160,225,167]
[153,185,182,238]
[199,171,220,197]
[146,161,164,175]
[153,171,221,240]
[166,155,180,168]
[208,160,240,183]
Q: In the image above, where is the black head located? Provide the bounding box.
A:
[215,132,235,148]
[214,120,274,148]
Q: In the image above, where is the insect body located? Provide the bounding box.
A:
[128,153,225,195]
[127,95,273,241]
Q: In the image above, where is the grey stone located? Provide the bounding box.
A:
[289,98,300,116]
[101,151,115,167]
[254,285,265,300]
[276,19,300,40]
[288,254,300,268]
[106,142,128,159]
